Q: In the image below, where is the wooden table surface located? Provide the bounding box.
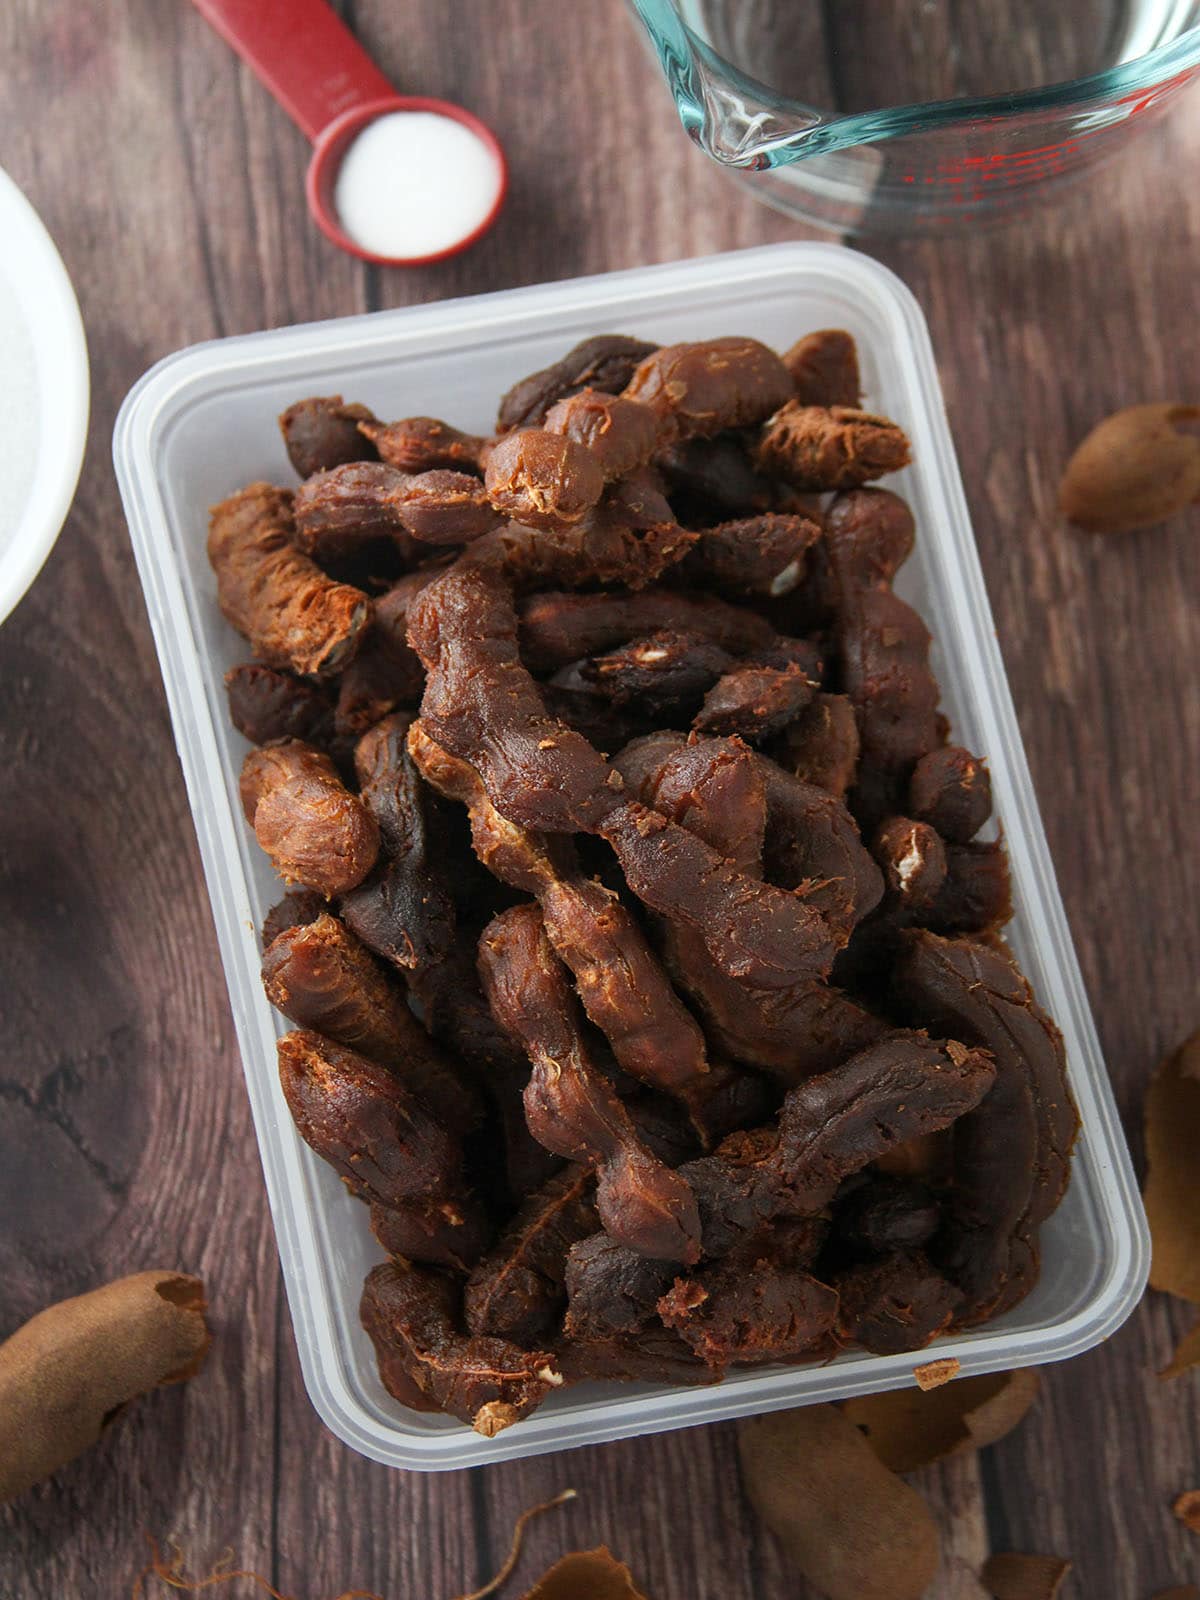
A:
[2,3,1198,1596]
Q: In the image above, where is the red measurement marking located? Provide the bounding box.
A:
[893,63,1200,189]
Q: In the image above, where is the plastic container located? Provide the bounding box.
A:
[113,243,1149,1472]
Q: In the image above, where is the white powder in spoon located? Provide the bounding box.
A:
[333,111,503,260]
[0,267,39,547]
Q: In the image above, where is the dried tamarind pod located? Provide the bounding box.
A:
[360,1260,562,1434]
[480,500,694,592]
[497,334,659,432]
[615,731,885,1078]
[263,910,417,1065]
[657,1257,838,1366]
[277,1030,462,1206]
[556,1326,716,1386]
[541,683,655,760]
[207,483,370,677]
[409,723,714,1125]
[757,403,911,490]
[871,817,948,910]
[895,931,1077,1320]
[692,660,817,742]
[359,415,488,475]
[777,693,860,798]
[371,570,439,695]
[619,733,878,1078]
[563,1233,678,1340]
[616,731,767,875]
[820,489,941,826]
[408,553,619,833]
[620,732,881,955]
[386,469,503,545]
[902,932,1080,1218]
[332,643,422,742]
[782,329,862,408]
[923,839,1012,935]
[841,587,941,826]
[292,462,410,559]
[295,461,500,554]
[553,629,737,718]
[484,429,606,529]
[340,852,458,976]
[835,1175,940,1256]
[1058,401,1200,534]
[224,663,337,751]
[681,1034,995,1260]
[623,337,794,438]
[354,711,440,855]
[834,1249,961,1354]
[370,1195,493,1272]
[656,433,778,520]
[279,395,377,479]
[240,740,379,896]
[544,389,663,482]
[478,903,702,1264]
[464,1166,598,1342]
[409,933,564,1204]
[909,745,992,843]
[756,757,883,936]
[326,572,434,755]
[346,726,530,1064]
[677,512,822,597]
[600,462,677,527]
[261,889,325,946]
[340,713,461,984]
[519,587,777,671]
[824,484,915,588]
[262,911,479,1131]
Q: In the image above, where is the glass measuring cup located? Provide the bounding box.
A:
[190,0,507,265]
[628,1,1200,233]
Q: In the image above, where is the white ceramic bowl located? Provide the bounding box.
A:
[0,166,89,625]
[113,245,1149,1470]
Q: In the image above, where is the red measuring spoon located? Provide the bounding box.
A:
[189,0,507,266]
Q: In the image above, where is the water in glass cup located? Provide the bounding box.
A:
[687,0,1200,108]
[632,0,1200,230]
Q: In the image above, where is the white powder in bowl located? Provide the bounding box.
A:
[0,267,40,546]
[333,110,503,260]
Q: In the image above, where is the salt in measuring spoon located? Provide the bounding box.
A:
[190,0,508,267]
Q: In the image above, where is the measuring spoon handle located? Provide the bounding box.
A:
[189,0,395,143]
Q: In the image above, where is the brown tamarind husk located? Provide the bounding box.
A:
[736,1403,938,1600]
[0,1270,210,1501]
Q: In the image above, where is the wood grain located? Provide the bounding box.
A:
[1,2,1198,1597]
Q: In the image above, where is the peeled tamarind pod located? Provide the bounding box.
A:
[239,740,379,897]
[623,337,794,438]
[757,403,911,491]
[207,482,369,677]
[359,415,488,475]
[544,389,662,482]
[736,1403,938,1600]
[484,429,605,529]
[279,395,377,478]
[783,329,862,408]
